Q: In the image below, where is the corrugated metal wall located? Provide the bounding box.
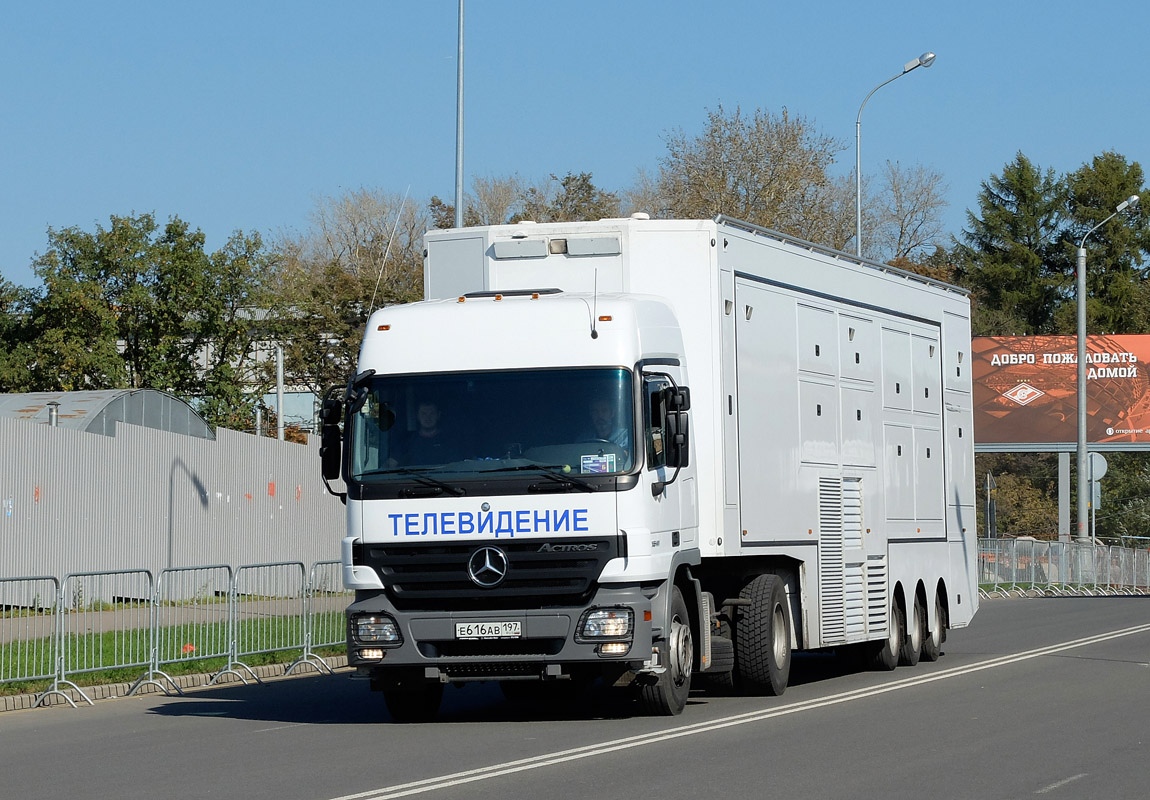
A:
[0,418,345,580]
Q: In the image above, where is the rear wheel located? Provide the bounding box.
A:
[638,586,693,716]
[735,574,791,696]
[921,592,944,662]
[870,600,903,671]
[899,594,924,667]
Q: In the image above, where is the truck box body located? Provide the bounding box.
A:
[333,215,977,716]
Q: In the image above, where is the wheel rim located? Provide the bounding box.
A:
[772,604,787,664]
[931,600,943,648]
[888,605,899,651]
[669,613,692,688]
[910,602,923,650]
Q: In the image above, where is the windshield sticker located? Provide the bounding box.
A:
[580,453,616,474]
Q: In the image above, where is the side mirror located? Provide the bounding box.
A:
[665,410,690,469]
[666,386,691,412]
[319,389,344,482]
[320,426,342,481]
[651,386,690,497]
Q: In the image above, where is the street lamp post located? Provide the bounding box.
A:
[855,52,936,258]
[1075,194,1140,541]
[454,0,465,229]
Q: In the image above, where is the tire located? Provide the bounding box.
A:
[920,592,944,662]
[638,586,693,715]
[382,677,444,723]
[870,600,903,671]
[699,618,736,694]
[735,574,791,696]
[899,594,924,667]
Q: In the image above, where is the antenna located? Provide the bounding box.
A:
[590,269,599,339]
[369,186,411,313]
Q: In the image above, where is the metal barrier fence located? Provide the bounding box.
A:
[0,561,353,708]
[978,538,1150,598]
[0,577,59,687]
[6,543,1147,706]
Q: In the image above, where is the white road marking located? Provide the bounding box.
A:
[327,622,1150,800]
[1034,773,1088,794]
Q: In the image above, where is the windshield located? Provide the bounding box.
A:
[348,368,635,482]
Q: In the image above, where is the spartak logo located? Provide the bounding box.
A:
[1002,383,1044,406]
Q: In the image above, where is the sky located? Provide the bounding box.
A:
[2,0,1148,289]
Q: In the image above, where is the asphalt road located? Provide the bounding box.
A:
[3,596,1148,800]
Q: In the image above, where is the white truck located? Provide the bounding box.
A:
[320,215,978,720]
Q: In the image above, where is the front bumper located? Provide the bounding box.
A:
[346,584,655,681]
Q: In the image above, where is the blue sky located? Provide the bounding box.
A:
[2,1,1147,288]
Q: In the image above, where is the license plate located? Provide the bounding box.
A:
[455,621,522,639]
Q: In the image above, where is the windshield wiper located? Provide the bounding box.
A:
[482,464,596,493]
[356,467,465,497]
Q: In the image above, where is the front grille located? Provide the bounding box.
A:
[438,661,545,679]
[360,537,618,611]
[419,638,565,658]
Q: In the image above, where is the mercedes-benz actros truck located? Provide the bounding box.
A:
[320,215,978,720]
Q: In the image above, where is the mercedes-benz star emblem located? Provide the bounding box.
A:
[467,546,509,588]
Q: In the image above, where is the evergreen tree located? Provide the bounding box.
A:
[955,153,1067,334]
[1055,151,1150,334]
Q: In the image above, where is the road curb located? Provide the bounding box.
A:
[0,655,350,714]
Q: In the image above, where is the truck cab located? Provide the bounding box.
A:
[328,286,699,719]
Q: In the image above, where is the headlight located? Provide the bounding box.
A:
[578,607,633,640]
[355,615,401,644]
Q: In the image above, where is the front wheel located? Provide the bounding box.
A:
[638,586,693,715]
[735,574,792,696]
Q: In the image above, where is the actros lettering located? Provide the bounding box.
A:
[386,508,590,537]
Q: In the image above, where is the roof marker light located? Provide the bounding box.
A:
[598,315,612,322]
[377,324,390,331]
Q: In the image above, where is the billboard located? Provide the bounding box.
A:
[973,335,1150,446]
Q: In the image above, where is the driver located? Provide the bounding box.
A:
[585,397,631,456]
[404,401,447,465]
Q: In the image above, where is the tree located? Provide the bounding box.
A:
[430,175,529,229]
[875,161,948,260]
[975,453,1059,539]
[954,153,1067,334]
[193,230,280,430]
[657,105,849,244]
[544,172,621,222]
[621,168,665,218]
[21,213,275,428]
[0,274,33,391]
[273,188,427,396]
[1054,151,1150,334]
[1095,452,1150,545]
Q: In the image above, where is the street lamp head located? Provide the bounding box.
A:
[904,51,936,72]
[1116,195,1140,213]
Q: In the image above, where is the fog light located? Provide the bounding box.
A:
[358,648,385,661]
[598,642,630,656]
[579,607,633,638]
[356,615,400,644]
